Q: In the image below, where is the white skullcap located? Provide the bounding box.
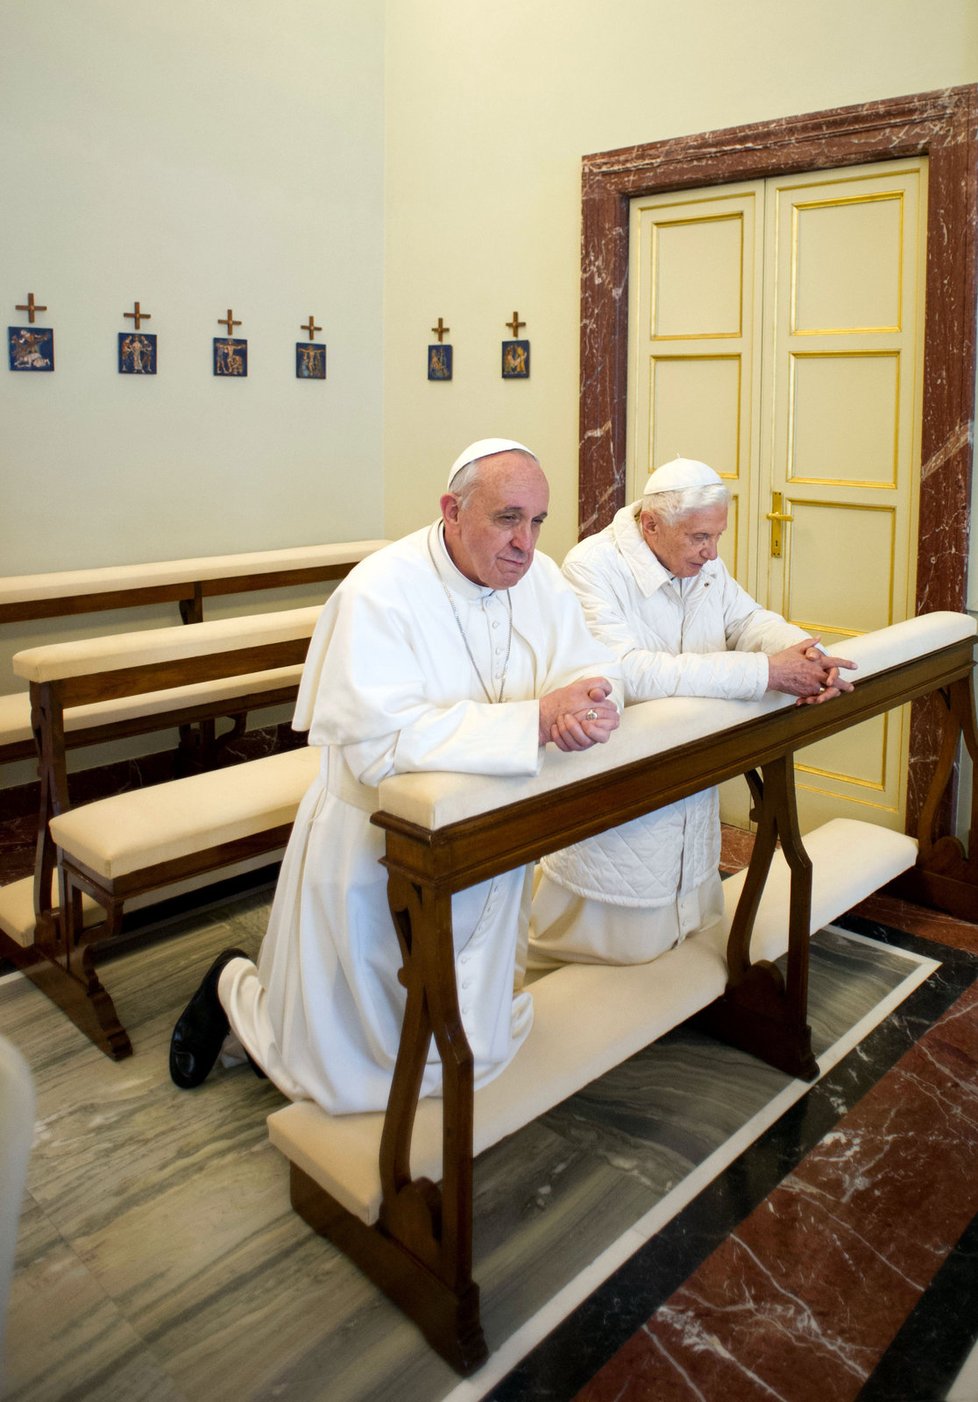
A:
[642,457,723,495]
[447,437,537,488]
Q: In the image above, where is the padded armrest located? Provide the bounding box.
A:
[12,606,322,683]
[0,539,390,607]
[376,612,977,832]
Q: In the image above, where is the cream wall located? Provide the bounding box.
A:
[1,1,976,790]
[0,1,386,785]
[3,1,975,597]
[0,1,386,579]
[382,0,978,567]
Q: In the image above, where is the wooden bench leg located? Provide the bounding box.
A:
[696,756,818,1082]
[887,674,978,920]
[24,876,133,1060]
[379,871,485,1371]
[283,869,488,1375]
[289,1165,485,1375]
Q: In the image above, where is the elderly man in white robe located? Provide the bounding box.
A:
[529,457,856,970]
[170,437,622,1113]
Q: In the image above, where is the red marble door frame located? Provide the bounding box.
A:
[579,85,978,831]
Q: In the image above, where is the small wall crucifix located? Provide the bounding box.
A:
[124,301,151,330]
[214,309,246,377]
[297,314,326,380]
[119,300,157,375]
[502,310,529,379]
[9,292,54,371]
[428,316,453,381]
[15,293,48,324]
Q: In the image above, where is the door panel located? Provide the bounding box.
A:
[653,214,747,336]
[764,162,926,831]
[783,501,896,634]
[791,193,906,332]
[790,352,900,487]
[629,185,764,591]
[650,355,744,499]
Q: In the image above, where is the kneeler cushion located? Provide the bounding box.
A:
[49,745,320,878]
[267,817,916,1226]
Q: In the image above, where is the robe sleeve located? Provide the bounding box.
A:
[723,589,810,654]
[561,552,796,703]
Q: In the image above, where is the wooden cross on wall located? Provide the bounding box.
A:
[431,317,450,343]
[506,311,526,337]
[218,309,242,334]
[16,293,47,324]
[301,315,322,341]
[124,301,151,330]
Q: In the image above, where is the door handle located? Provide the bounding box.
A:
[766,492,794,558]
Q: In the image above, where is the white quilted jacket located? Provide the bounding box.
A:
[540,503,808,907]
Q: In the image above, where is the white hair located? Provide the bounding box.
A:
[642,482,730,524]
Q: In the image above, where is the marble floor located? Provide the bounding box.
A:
[1,836,978,1400]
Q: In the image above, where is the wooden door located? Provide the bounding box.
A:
[627,159,928,832]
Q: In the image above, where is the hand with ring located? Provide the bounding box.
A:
[538,676,620,750]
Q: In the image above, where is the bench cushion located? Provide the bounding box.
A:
[0,876,102,948]
[0,693,31,749]
[0,666,304,750]
[267,817,917,1226]
[0,853,289,949]
[0,540,389,608]
[49,745,320,879]
[13,606,322,684]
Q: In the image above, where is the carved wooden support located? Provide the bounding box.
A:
[887,672,978,921]
[31,680,67,930]
[289,867,488,1374]
[695,757,817,1081]
[12,937,132,1060]
[289,1163,486,1374]
[381,871,484,1362]
[9,677,130,1052]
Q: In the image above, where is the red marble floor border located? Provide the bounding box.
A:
[853,889,978,956]
[575,977,978,1401]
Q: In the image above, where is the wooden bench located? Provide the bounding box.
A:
[265,610,978,1374]
[0,539,388,764]
[1,607,326,1057]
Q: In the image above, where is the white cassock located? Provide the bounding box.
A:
[221,522,620,1114]
[531,501,810,969]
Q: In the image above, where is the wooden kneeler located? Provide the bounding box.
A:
[270,614,978,1374]
[9,611,322,1057]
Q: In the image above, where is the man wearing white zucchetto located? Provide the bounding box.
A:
[529,456,856,970]
[170,437,622,1113]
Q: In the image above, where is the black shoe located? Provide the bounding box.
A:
[169,948,249,1089]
